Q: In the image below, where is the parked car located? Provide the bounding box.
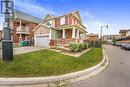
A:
[115,43,122,47]
[121,44,126,49]
[124,44,130,50]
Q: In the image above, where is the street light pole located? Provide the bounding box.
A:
[100,25,108,47]
[100,26,103,40]
[2,0,14,61]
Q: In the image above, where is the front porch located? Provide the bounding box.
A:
[50,25,86,47]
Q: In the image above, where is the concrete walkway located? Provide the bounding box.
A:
[0,46,45,57]
[49,48,91,57]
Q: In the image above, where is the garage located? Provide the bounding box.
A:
[35,35,49,47]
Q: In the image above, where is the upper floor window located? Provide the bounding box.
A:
[46,21,51,26]
[60,17,65,25]
[45,20,52,27]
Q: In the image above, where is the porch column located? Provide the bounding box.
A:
[62,29,65,38]
[20,20,21,29]
[20,34,22,37]
[19,34,22,41]
[72,26,76,38]
[76,29,80,39]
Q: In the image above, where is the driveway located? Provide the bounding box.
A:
[71,45,130,87]
[0,46,45,57]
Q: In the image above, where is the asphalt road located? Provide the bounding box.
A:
[71,45,130,87]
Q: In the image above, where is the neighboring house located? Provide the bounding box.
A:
[84,33,100,48]
[33,11,87,48]
[126,29,130,36]
[116,29,130,44]
[11,10,42,43]
[86,33,99,41]
[119,30,128,38]
[103,34,120,43]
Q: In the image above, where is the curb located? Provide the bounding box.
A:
[0,49,109,86]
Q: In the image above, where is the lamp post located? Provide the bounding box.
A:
[100,25,108,47]
[2,0,14,61]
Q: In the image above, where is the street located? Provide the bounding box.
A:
[71,45,130,87]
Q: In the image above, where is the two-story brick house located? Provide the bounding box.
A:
[33,11,87,47]
[11,10,42,43]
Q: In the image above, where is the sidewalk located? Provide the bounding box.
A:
[0,46,45,58]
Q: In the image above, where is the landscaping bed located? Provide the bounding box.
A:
[50,47,91,57]
[0,48,103,77]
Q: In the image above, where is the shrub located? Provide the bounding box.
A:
[77,43,82,51]
[68,42,77,52]
[68,42,88,52]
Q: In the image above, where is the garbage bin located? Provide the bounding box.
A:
[24,40,27,46]
[27,40,31,46]
[19,41,25,47]
[26,40,29,46]
[24,40,30,46]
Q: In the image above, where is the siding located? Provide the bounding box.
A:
[34,26,50,35]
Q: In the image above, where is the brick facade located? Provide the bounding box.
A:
[34,11,87,47]
[12,21,38,43]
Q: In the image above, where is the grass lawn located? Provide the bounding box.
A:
[0,48,103,77]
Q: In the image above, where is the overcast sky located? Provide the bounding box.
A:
[0,0,130,35]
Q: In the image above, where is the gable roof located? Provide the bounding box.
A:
[14,10,42,23]
[72,11,81,22]
[56,11,81,22]
[33,24,46,31]
[44,14,54,21]
[43,10,82,22]
[33,23,55,31]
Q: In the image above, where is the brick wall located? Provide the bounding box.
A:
[12,22,20,43]
[12,21,38,43]
[26,22,38,41]
[55,18,60,27]
[54,14,80,28]
[65,29,72,38]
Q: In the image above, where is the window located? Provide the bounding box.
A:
[46,21,51,26]
[45,20,52,26]
[60,17,65,25]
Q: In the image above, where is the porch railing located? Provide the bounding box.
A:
[56,38,75,46]
[16,26,30,34]
[50,38,80,47]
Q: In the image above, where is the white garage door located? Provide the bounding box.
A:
[35,35,49,47]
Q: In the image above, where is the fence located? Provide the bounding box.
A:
[84,40,100,48]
